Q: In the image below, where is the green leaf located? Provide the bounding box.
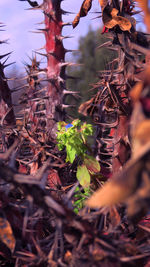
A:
[72,119,81,127]
[84,155,100,175]
[77,164,90,188]
[57,143,64,151]
[57,121,66,131]
[74,207,79,214]
[56,120,94,165]
[66,144,76,163]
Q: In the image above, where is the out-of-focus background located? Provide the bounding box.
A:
[0,0,101,69]
[0,0,145,117]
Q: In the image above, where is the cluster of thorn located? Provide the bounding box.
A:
[82,0,150,177]
[1,140,150,266]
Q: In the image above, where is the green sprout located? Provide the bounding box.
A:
[73,186,91,214]
[57,119,100,189]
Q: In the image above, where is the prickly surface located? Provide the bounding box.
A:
[43,0,66,139]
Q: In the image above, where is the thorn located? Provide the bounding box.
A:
[34,46,45,51]
[59,62,83,68]
[91,15,102,20]
[29,30,45,34]
[3,62,15,69]
[25,4,44,11]
[0,39,9,44]
[0,52,12,60]
[11,84,28,93]
[61,104,75,109]
[35,51,48,57]
[63,89,80,95]
[62,22,72,27]
[60,9,75,15]
[97,41,112,50]
[64,48,78,54]
[55,35,73,42]
[63,90,81,99]
[35,21,45,25]
[36,28,49,33]
[2,55,10,65]
[59,62,70,68]
[3,77,16,82]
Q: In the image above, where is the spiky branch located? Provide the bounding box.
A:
[0,24,15,154]
[0,33,15,127]
[43,0,67,139]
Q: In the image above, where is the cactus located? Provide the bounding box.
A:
[0,2,150,267]
[93,0,150,177]
[0,24,15,127]
[43,0,67,139]
[76,0,148,178]
[17,0,71,175]
[0,62,15,126]
[20,0,70,139]
[23,56,46,136]
[0,23,15,153]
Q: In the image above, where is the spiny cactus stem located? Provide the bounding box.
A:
[0,63,15,125]
[43,0,66,138]
[44,0,65,79]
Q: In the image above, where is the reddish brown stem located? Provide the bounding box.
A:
[43,0,66,138]
[0,63,15,125]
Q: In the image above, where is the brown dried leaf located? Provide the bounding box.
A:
[109,207,121,227]
[103,17,118,29]
[72,0,93,28]
[113,16,132,31]
[102,6,132,31]
[130,82,143,103]
[84,155,100,175]
[87,180,131,208]
[0,217,16,253]
[134,120,150,145]
[131,105,150,158]
[47,169,62,189]
[87,155,143,208]
[64,250,72,264]
[98,0,108,11]
[126,171,150,220]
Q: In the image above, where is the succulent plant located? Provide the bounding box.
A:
[20,0,75,140]
[0,24,15,127]
[0,23,16,154]
[77,0,150,178]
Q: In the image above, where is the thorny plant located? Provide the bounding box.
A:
[0,0,150,267]
[74,0,150,222]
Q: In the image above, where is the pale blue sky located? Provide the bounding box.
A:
[0,0,101,72]
[0,0,145,73]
